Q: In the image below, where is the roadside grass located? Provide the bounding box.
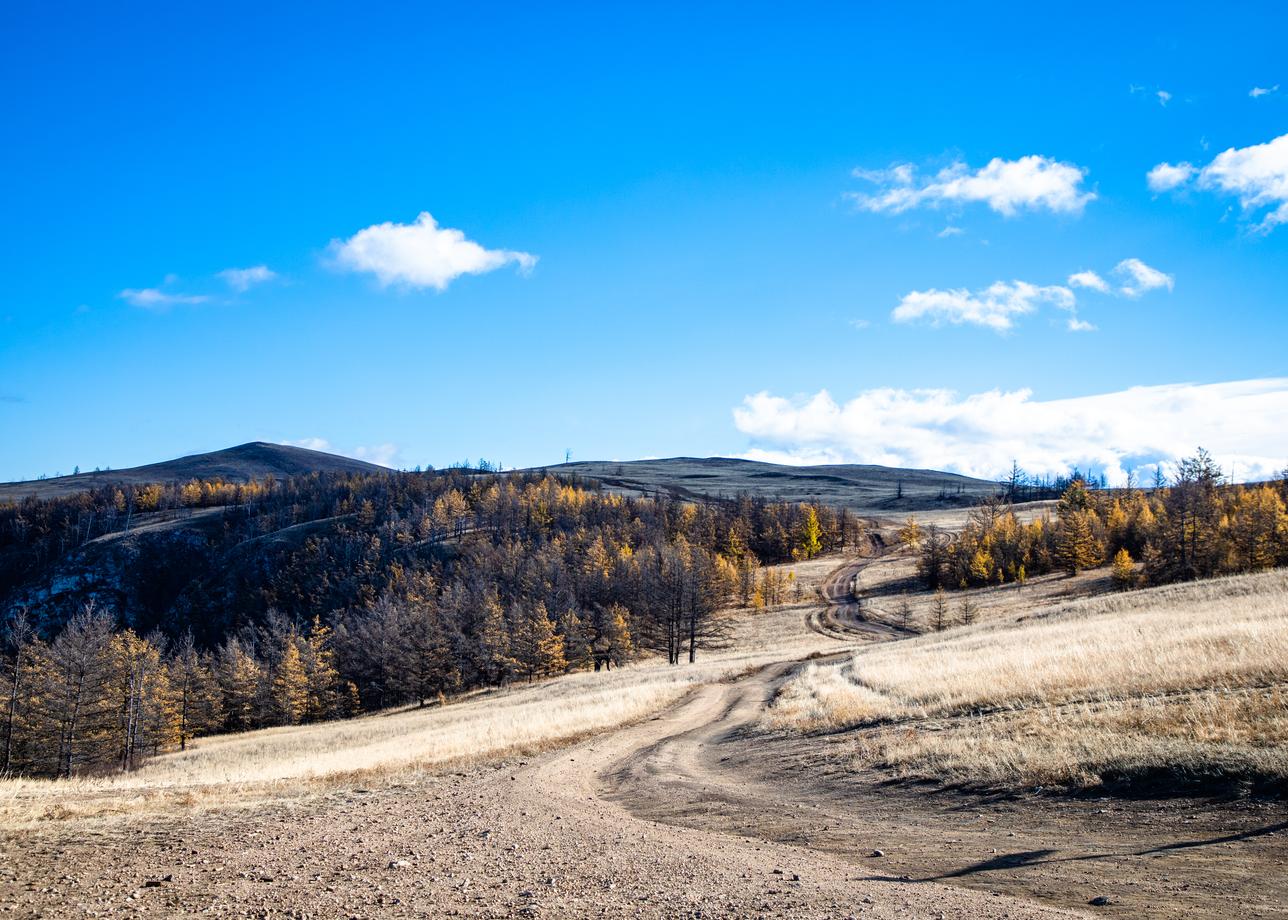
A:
[770,569,1288,793]
[0,560,847,829]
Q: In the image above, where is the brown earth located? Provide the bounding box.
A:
[3,555,1283,918]
[2,668,1079,920]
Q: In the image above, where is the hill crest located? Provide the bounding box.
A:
[0,442,387,502]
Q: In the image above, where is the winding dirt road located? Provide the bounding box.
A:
[9,557,1278,917]
[2,599,1081,919]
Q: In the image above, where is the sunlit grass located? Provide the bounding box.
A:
[770,569,1288,790]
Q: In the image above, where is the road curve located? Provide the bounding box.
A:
[492,653,1084,918]
[814,552,916,640]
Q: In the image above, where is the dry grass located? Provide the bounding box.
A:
[771,570,1288,791]
[0,586,844,828]
[853,550,1113,633]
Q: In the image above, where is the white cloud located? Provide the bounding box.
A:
[352,443,399,467]
[1067,270,1109,293]
[330,212,537,290]
[219,265,277,292]
[1157,90,1172,106]
[284,437,332,452]
[1114,258,1174,297]
[848,155,1095,217]
[893,258,1170,335]
[732,378,1288,486]
[892,281,1074,333]
[1250,85,1279,98]
[282,438,399,468]
[849,318,872,330]
[118,288,209,309]
[1199,133,1288,231]
[1150,133,1288,231]
[1146,161,1197,192]
[937,226,965,238]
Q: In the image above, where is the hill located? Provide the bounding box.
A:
[0,442,387,503]
[542,456,999,513]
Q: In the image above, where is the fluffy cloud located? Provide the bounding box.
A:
[1157,90,1172,106]
[219,265,277,291]
[893,258,1170,334]
[330,212,537,290]
[1250,85,1279,98]
[1146,161,1196,192]
[118,288,209,309]
[1067,270,1109,293]
[892,281,1074,332]
[732,378,1288,486]
[1114,258,1173,297]
[1149,133,1288,231]
[848,155,1095,217]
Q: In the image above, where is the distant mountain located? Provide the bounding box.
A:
[539,456,999,514]
[0,442,387,502]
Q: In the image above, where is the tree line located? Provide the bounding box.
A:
[904,450,1288,591]
[2,470,859,776]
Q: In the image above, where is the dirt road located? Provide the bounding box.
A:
[5,556,1281,917]
[1,656,1079,918]
[812,551,913,640]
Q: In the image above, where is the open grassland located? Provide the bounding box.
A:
[771,569,1288,792]
[0,558,845,829]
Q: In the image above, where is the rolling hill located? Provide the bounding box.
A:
[0,442,387,503]
[542,457,999,512]
[1,445,1001,512]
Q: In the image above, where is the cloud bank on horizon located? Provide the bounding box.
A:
[733,379,1288,486]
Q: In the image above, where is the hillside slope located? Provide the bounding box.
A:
[543,456,998,512]
[0,442,387,502]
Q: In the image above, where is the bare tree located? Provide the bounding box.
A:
[2,610,36,774]
[45,603,116,778]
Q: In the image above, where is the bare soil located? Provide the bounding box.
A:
[3,556,1282,919]
[2,670,1077,919]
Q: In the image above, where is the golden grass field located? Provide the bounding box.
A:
[0,556,844,829]
[770,569,1288,790]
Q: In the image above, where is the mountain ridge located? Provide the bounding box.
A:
[0,442,387,502]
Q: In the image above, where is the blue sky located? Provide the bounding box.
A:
[2,2,1286,484]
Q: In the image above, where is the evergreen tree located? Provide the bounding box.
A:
[591,603,633,671]
[512,603,566,681]
[931,588,949,631]
[216,638,261,732]
[477,592,516,685]
[167,633,222,750]
[271,641,309,725]
[557,608,592,672]
[303,616,341,720]
[1111,548,1136,589]
[795,506,823,560]
[1056,510,1101,575]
